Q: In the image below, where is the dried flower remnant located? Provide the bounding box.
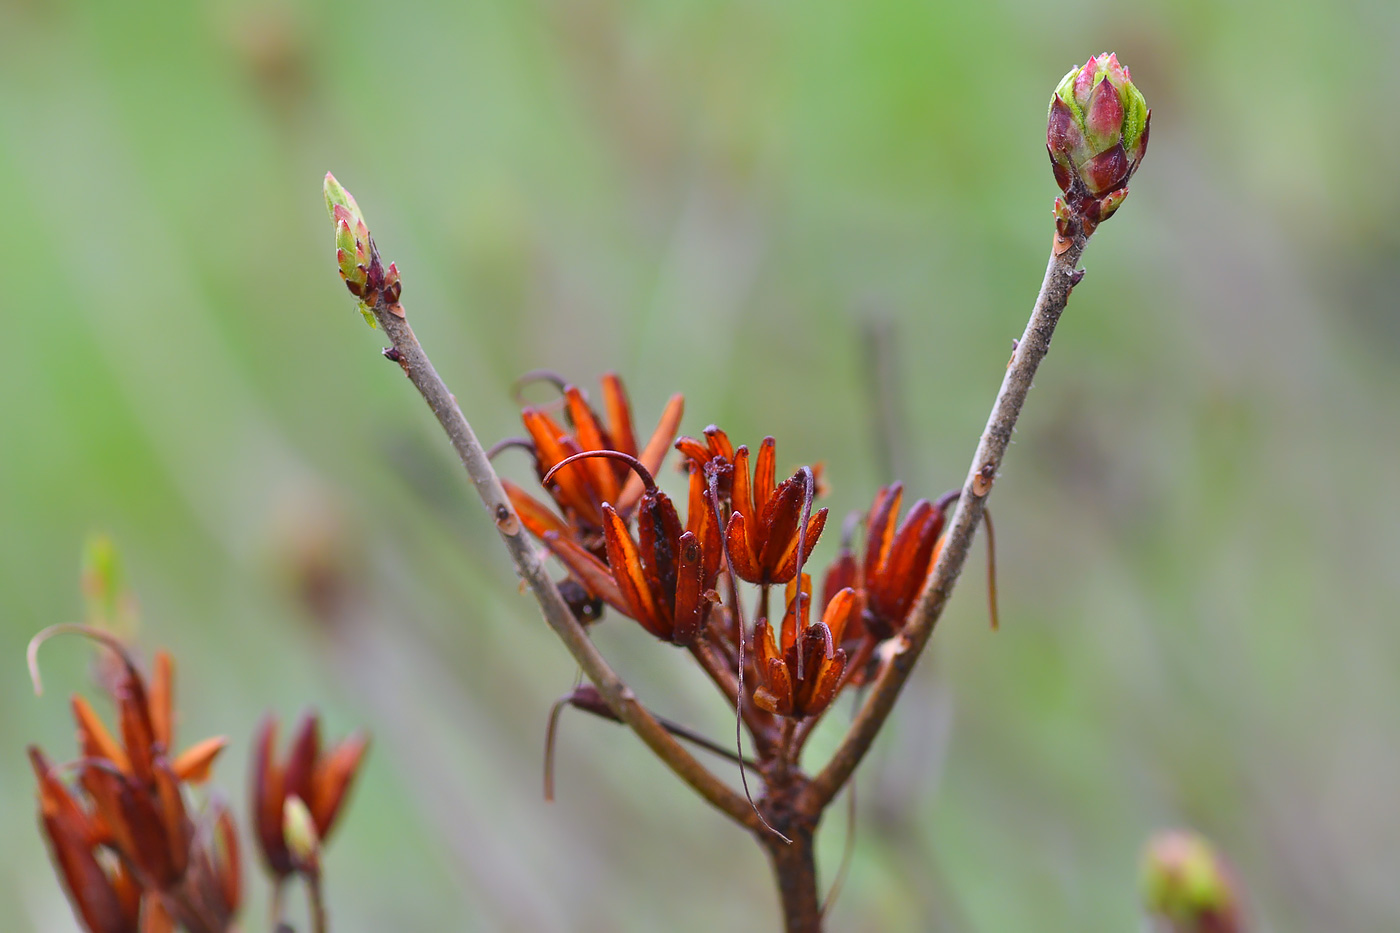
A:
[29,746,142,933]
[675,424,740,500]
[510,373,684,536]
[537,450,717,645]
[732,472,825,592]
[825,485,997,656]
[1047,52,1151,237]
[250,712,368,880]
[751,577,855,720]
[182,802,243,932]
[676,432,829,590]
[818,515,877,685]
[27,625,238,932]
[859,483,946,640]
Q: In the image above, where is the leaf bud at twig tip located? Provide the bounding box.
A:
[323,172,362,226]
[283,795,321,872]
[1141,830,1244,933]
[1046,53,1150,237]
[81,532,138,635]
[324,172,401,327]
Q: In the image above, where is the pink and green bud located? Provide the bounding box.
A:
[1141,830,1243,933]
[323,172,362,227]
[1047,52,1150,230]
[323,173,404,324]
[81,533,136,632]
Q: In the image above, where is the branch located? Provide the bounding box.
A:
[806,226,1089,809]
[557,684,760,771]
[307,872,328,933]
[361,294,763,833]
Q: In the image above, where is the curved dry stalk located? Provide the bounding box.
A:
[807,229,1090,810]
[545,685,760,801]
[704,467,790,843]
[27,623,140,696]
[362,294,763,834]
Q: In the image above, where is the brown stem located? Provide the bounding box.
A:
[362,293,762,833]
[270,879,286,929]
[775,718,798,782]
[307,871,328,933]
[807,225,1090,810]
[761,794,822,933]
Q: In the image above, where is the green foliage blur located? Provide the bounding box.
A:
[3,0,1398,929]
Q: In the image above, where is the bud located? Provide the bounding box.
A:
[81,534,138,634]
[322,172,362,226]
[1141,830,1243,933]
[282,796,321,872]
[322,172,404,326]
[251,712,368,878]
[1046,53,1150,234]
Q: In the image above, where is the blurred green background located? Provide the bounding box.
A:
[3,0,1398,930]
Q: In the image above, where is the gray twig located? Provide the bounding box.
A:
[807,227,1090,809]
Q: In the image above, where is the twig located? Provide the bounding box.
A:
[307,871,328,933]
[270,879,286,930]
[551,687,761,772]
[362,293,763,833]
[807,227,1090,809]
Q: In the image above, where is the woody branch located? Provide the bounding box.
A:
[807,49,1149,810]
[806,231,1087,809]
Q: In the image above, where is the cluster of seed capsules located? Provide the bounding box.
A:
[28,628,367,933]
[497,373,956,737]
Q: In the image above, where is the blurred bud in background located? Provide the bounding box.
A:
[1142,829,1244,933]
[251,711,369,880]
